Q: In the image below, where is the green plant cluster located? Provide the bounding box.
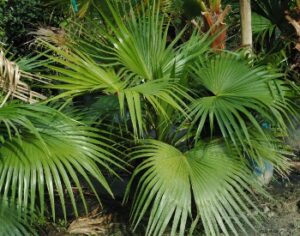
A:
[0,0,63,55]
[0,1,299,236]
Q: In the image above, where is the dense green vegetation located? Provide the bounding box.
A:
[0,0,300,235]
[0,0,64,55]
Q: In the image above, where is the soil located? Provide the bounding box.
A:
[43,171,300,236]
[254,171,300,236]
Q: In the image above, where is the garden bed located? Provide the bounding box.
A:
[255,170,300,236]
[42,170,300,236]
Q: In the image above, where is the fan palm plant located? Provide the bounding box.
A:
[34,1,297,235]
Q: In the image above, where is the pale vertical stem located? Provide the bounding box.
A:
[239,0,252,49]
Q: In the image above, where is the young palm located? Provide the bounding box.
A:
[38,1,295,235]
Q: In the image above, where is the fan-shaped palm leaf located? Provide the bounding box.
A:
[126,139,262,236]
[0,103,123,220]
[252,13,277,44]
[188,54,294,148]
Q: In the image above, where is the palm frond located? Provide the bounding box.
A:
[242,128,291,176]
[0,104,123,220]
[126,139,262,236]
[252,12,277,44]
[43,47,188,136]
[15,53,51,73]
[188,54,294,147]
[0,103,59,142]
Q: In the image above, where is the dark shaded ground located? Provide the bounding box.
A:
[43,170,300,236]
[254,171,300,236]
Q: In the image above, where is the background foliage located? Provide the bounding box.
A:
[0,0,64,55]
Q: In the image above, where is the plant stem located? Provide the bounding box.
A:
[239,0,252,49]
[197,0,207,12]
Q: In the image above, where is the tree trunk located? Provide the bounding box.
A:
[239,0,252,49]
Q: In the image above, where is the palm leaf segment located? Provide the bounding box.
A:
[127,140,260,236]
[252,13,276,43]
[188,54,293,147]
[0,103,122,221]
[0,198,35,236]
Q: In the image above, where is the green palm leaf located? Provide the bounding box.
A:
[188,54,294,147]
[0,104,123,220]
[126,139,261,236]
[252,12,277,43]
[241,128,291,176]
[0,103,63,145]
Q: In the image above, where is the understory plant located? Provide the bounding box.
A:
[0,49,123,234]
[0,0,298,235]
[251,0,300,75]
